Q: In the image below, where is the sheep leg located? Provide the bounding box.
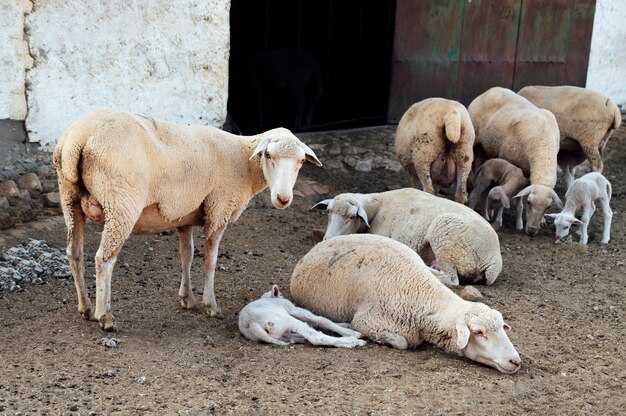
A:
[201,225,226,318]
[563,165,575,189]
[65,201,94,321]
[288,319,364,348]
[578,203,592,245]
[600,197,612,244]
[414,161,436,194]
[516,197,524,231]
[247,323,291,346]
[177,225,197,310]
[288,306,363,338]
[483,196,491,221]
[495,206,505,229]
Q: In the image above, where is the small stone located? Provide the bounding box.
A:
[0,180,19,198]
[354,159,373,172]
[41,179,56,193]
[136,376,147,385]
[105,369,117,378]
[17,189,31,201]
[100,337,120,348]
[42,192,61,207]
[459,286,484,302]
[68,404,79,412]
[8,205,34,222]
[17,172,42,193]
[0,196,9,209]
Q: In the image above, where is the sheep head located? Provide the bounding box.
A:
[310,194,370,240]
[544,213,582,241]
[250,129,322,209]
[455,305,521,374]
[514,184,562,236]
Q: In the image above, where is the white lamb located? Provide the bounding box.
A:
[545,172,612,245]
[395,98,475,204]
[518,85,622,188]
[290,234,521,374]
[468,87,562,236]
[53,109,321,331]
[238,285,365,348]
[468,158,529,230]
[310,188,502,286]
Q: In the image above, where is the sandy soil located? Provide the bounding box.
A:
[1,125,626,415]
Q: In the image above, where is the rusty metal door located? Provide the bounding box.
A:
[388,0,596,123]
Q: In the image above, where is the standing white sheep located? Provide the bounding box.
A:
[238,285,365,348]
[53,109,321,331]
[545,172,612,245]
[290,234,521,374]
[468,87,562,236]
[395,98,475,203]
[468,158,529,230]
[518,85,622,188]
[310,188,502,285]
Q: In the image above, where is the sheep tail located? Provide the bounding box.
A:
[444,109,462,144]
[610,100,622,130]
[53,130,89,185]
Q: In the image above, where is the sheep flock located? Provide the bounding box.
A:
[53,85,621,374]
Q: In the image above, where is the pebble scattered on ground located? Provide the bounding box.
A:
[0,239,71,294]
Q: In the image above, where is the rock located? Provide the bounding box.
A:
[17,172,42,193]
[17,189,31,201]
[0,196,9,208]
[312,228,325,244]
[8,205,34,223]
[0,180,19,198]
[354,159,374,172]
[41,179,57,193]
[100,337,120,348]
[136,376,147,385]
[42,192,61,207]
[459,286,484,302]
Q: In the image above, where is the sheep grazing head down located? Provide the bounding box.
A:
[309,196,370,240]
[544,213,582,241]
[455,306,521,374]
[250,130,322,209]
[514,184,562,236]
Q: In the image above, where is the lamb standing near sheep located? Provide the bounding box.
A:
[310,188,502,285]
[290,234,521,373]
[518,85,622,188]
[395,98,475,203]
[468,158,529,230]
[238,284,365,348]
[53,109,321,331]
[468,87,562,236]
[545,172,612,245]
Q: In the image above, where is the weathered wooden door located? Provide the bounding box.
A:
[388,0,596,123]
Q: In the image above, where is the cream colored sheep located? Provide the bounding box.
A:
[468,87,562,236]
[310,188,502,285]
[468,158,529,230]
[518,85,622,188]
[53,109,321,331]
[395,98,475,203]
[290,234,521,373]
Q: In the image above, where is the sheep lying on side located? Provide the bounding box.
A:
[518,85,622,189]
[395,98,475,203]
[310,188,502,285]
[469,158,529,230]
[238,285,365,348]
[53,109,321,331]
[469,87,562,236]
[291,234,521,373]
[545,172,612,245]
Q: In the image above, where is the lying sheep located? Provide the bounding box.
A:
[395,98,475,203]
[468,87,562,236]
[238,284,365,348]
[310,188,502,285]
[545,172,612,245]
[468,158,529,230]
[290,234,521,373]
[53,109,321,331]
[518,85,622,188]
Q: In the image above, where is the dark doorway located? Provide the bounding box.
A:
[228,0,396,134]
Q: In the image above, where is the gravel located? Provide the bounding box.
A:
[0,239,71,294]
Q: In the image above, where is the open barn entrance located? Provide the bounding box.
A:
[227,0,396,134]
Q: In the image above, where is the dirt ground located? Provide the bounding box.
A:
[1,124,626,416]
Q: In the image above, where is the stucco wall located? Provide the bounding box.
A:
[22,0,230,148]
[0,0,33,120]
[586,0,626,106]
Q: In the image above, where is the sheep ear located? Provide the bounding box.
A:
[572,218,583,225]
[455,322,470,349]
[299,142,323,167]
[501,193,510,209]
[514,185,532,199]
[249,137,271,160]
[503,323,511,332]
[357,204,370,228]
[309,199,333,211]
[551,189,563,209]
[271,284,281,298]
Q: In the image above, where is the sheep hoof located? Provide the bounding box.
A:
[79,308,95,321]
[98,313,117,332]
[179,295,198,310]
[203,304,224,319]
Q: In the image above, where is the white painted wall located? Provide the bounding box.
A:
[24,0,230,148]
[586,0,626,107]
[0,0,33,120]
